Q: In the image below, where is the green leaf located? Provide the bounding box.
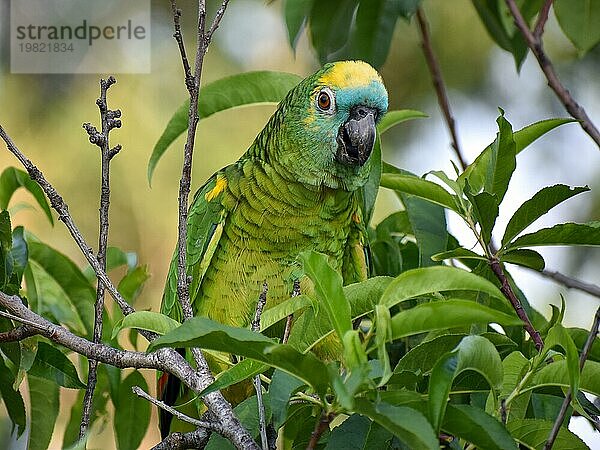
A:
[361,135,382,226]
[484,112,516,204]
[301,251,351,340]
[503,185,589,246]
[377,110,427,134]
[284,0,314,49]
[114,370,150,450]
[199,359,268,397]
[353,399,438,449]
[391,300,522,340]
[506,221,600,251]
[117,265,150,305]
[404,194,448,268]
[147,317,329,397]
[431,248,487,262]
[309,0,359,64]
[82,246,138,282]
[260,294,311,332]
[568,328,600,363]
[470,191,499,246]
[501,249,545,271]
[554,0,600,54]
[379,266,506,309]
[269,369,305,429]
[513,118,576,155]
[380,173,459,212]
[287,276,393,352]
[111,311,180,340]
[443,404,518,450]
[0,167,53,225]
[393,334,467,377]
[374,304,393,386]
[0,356,26,437]
[28,342,86,389]
[27,241,95,337]
[507,418,588,449]
[27,375,59,450]
[529,360,600,397]
[350,0,401,68]
[539,324,581,399]
[148,71,302,183]
[461,117,572,195]
[325,414,393,449]
[397,0,422,18]
[428,335,503,433]
[10,226,27,285]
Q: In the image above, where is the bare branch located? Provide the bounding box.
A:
[538,269,600,299]
[0,325,37,343]
[544,305,600,449]
[415,6,467,170]
[151,428,210,450]
[533,0,554,39]
[283,280,300,344]
[0,123,137,320]
[132,385,224,433]
[505,0,600,148]
[252,282,269,450]
[205,0,230,46]
[490,257,543,350]
[80,75,121,439]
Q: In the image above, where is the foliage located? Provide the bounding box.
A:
[1,1,599,449]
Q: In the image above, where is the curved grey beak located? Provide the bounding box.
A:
[336,106,377,167]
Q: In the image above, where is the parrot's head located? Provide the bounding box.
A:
[260,60,388,191]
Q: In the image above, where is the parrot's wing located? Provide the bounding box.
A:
[160,171,229,322]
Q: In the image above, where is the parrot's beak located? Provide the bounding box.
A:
[336,106,377,167]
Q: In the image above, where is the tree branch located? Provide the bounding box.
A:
[151,428,210,450]
[252,282,269,450]
[205,0,230,46]
[307,412,334,449]
[544,304,600,449]
[80,75,122,439]
[415,6,467,170]
[505,0,600,148]
[537,269,600,299]
[533,0,553,39]
[490,257,543,350]
[132,385,224,433]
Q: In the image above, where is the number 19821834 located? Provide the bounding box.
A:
[17,42,74,52]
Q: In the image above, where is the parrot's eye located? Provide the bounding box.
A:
[316,89,334,112]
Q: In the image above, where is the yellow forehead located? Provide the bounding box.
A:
[318,61,382,89]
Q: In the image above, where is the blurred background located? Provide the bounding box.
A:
[0,0,598,448]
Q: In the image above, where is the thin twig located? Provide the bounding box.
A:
[307,412,335,449]
[252,282,269,450]
[151,428,210,450]
[505,0,600,148]
[132,386,224,433]
[283,280,301,344]
[533,0,554,39]
[0,325,37,343]
[544,305,600,449]
[415,6,467,170]
[0,122,257,449]
[0,309,48,331]
[490,257,543,350]
[205,0,230,46]
[537,269,600,299]
[80,75,121,439]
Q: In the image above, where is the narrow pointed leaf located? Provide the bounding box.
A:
[502,185,589,246]
[554,0,600,54]
[501,249,545,271]
[148,71,302,183]
[354,398,438,450]
[114,370,150,450]
[27,375,59,450]
[391,300,522,340]
[199,359,268,397]
[428,335,503,433]
[284,0,314,48]
[301,250,351,340]
[380,173,458,212]
[377,110,427,134]
[0,167,53,225]
[111,311,180,340]
[0,356,26,437]
[507,418,588,449]
[28,342,86,389]
[431,248,487,262]
[506,222,600,251]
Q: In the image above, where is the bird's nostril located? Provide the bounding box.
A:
[351,106,374,120]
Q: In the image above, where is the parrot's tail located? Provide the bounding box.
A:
[156,350,185,438]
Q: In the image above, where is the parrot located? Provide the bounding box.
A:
[158,60,388,437]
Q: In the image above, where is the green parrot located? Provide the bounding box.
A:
[158,60,388,437]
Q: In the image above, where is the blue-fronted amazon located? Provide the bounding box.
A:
[158,60,388,437]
